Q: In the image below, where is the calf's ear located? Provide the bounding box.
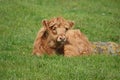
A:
[68,21,74,28]
[42,20,49,28]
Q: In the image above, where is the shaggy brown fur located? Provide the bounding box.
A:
[33,17,74,56]
[64,30,93,57]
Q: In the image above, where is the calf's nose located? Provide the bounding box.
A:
[57,34,66,42]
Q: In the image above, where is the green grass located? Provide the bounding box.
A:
[0,53,120,80]
[0,0,120,80]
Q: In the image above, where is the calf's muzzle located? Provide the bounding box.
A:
[57,34,66,43]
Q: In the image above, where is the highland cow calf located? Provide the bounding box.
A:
[64,30,93,57]
[33,17,74,56]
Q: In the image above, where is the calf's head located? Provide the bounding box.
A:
[42,17,74,47]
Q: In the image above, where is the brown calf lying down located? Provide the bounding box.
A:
[33,17,120,56]
[33,17,74,56]
[64,30,93,57]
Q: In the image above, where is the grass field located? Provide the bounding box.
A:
[0,0,120,80]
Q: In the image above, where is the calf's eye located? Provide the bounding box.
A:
[52,27,56,30]
[52,27,57,34]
